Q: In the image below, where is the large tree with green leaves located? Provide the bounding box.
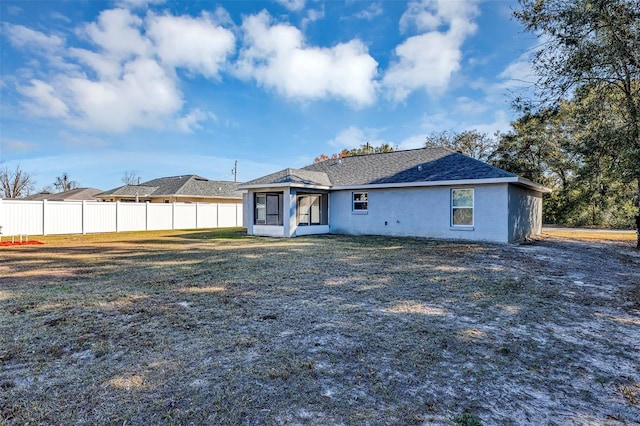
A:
[515,0,640,246]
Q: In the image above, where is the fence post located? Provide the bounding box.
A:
[145,201,149,231]
[43,200,48,236]
[82,200,87,234]
[196,202,200,229]
[116,201,120,233]
[172,202,176,230]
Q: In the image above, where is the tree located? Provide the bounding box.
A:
[424,130,496,162]
[54,172,79,192]
[1,164,36,198]
[515,0,640,246]
[491,102,637,228]
[314,143,395,163]
[122,170,141,185]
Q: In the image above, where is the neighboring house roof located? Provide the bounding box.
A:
[23,187,103,201]
[97,175,243,199]
[240,147,549,192]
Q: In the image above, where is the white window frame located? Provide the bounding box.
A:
[297,194,321,226]
[451,188,474,227]
[352,192,368,213]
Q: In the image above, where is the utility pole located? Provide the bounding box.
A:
[232,160,238,182]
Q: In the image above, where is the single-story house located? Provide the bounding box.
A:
[97,175,243,204]
[23,187,103,201]
[239,147,550,243]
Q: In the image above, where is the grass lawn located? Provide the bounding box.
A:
[1,228,639,425]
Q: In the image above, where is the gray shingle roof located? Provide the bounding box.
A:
[242,148,517,188]
[23,187,103,201]
[242,168,332,187]
[98,175,243,199]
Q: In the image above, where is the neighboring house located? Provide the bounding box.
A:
[23,188,103,201]
[239,147,550,243]
[97,175,243,204]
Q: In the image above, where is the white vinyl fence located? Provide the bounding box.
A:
[0,199,243,237]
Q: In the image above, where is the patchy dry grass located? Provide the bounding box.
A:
[1,228,639,425]
[543,226,637,242]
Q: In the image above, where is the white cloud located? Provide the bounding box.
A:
[5,6,239,133]
[65,58,183,133]
[79,8,151,60]
[275,0,306,12]
[17,79,69,118]
[2,23,65,52]
[328,126,388,149]
[383,0,479,102]
[354,3,384,21]
[454,96,488,115]
[498,51,536,90]
[68,47,122,79]
[301,6,325,28]
[176,108,217,133]
[236,11,378,107]
[466,110,511,136]
[146,12,235,78]
[397,134,427,150]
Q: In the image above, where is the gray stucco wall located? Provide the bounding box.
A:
[245,184,542,243]
[328,184,510,243]
[507,184,543,241]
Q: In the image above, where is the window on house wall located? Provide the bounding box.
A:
[297,194,327,225]
[255,192,283,225]
[352,192,368,212]
[452,189,474,226]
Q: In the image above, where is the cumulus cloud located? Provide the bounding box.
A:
[79,8,151,60]
[146,11,235,78]
[65,58,183,132]
[2,23,65,52]
[236,11,378,107]
[4,6,237,133]
[17,79,69,118]
[383,0,479,102]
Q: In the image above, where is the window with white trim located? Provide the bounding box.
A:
[451,189,474,226]
[255,192,283,225]
[352,192,368,212]
[297,194,328,226]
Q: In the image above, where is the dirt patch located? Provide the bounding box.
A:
[1,229,639,425]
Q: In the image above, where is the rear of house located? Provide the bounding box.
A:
[240,148,548,243]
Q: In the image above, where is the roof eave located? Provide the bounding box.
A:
[239,182,331,191]
[331,177,550,191]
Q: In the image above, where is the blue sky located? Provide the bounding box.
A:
[0,0,536,192]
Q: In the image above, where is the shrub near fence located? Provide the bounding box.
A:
[0,199,243,237]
